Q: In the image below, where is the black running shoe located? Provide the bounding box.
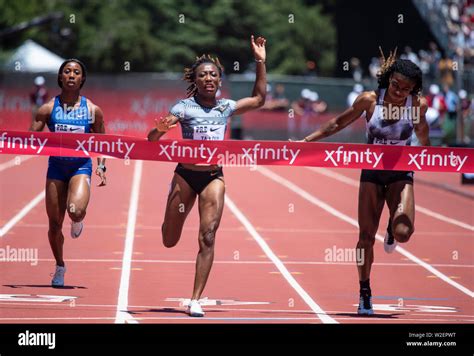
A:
[357,289,374,315]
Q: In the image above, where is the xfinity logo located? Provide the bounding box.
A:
[0,132,48,154]
[408,149,468,171]
[159,141,218,164]
[75,136,135,157]
[324,146,383,168]
[158,141,301,165]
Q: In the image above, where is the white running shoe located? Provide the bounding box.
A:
[187,300,205,317]
[51,265,66,287]
[384,228,397,254]
[71,221,83,239]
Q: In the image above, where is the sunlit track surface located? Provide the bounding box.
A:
[0,156,472,323]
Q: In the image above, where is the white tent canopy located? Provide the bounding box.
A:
[4,39,65,73]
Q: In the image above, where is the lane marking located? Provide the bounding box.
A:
[32,258,474,268]
[13,223,473,236]
[165,297,271,307]
[225,194,338,324]
[353,304,458,313]
[0,316,470,322]
[0,294,76,303]
[114,160,142,324]
[0,191,45,237]
[306,167,474,231]
[0,156,34,172]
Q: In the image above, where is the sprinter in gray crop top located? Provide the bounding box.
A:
[147,35,267,317]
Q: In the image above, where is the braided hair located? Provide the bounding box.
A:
[57,58,87,89]
[377,47,422,96]
[183,54,224,98]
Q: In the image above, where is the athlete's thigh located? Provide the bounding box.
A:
[67,174,91,212]
[45,179,68,223]
[163,173,197,227]
[198,177,225,229]
[358,181,385,235]
[385,180,415,229]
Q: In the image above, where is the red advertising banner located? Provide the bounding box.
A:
[0,130,473,173]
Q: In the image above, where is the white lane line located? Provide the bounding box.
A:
[259,166,474,298]
[0,156,34,172]
[34,258,474,268]
[415,205,474,231]
[14,223,473,236]
[0,191,45,237]
[306,167,474,231]
[225,194,338,324]
[1,302,472,319]
[114,160,143,324]
[0,316,470,322]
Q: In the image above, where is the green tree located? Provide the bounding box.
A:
[0,0,336,75]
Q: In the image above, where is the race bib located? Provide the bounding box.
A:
[373,138,406,146]
[193,125,225,140]
[55,124,85,133]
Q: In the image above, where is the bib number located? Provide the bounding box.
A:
[193,125,224,140]
[373,138,406,146]
[55,124,85,133]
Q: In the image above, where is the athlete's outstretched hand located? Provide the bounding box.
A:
[251,35,266,62]
[155,117,177,132]
[288,139,306,142]
[96,167,107,187]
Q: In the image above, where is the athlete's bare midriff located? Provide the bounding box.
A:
[180,163,221,171]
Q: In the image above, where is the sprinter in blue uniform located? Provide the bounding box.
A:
[30,59,107,287]
[148,35,267,317]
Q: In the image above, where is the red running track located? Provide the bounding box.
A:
[0,155,472,323]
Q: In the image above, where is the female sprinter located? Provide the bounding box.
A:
[148,35,266,317]
[297,50,430,315]
[30,59,107,287]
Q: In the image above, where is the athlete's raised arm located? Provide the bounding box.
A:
[233,35,267,115]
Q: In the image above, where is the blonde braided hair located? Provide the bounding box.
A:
[376,46,422,96]
[377,46,397,78]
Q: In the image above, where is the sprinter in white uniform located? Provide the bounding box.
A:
[296,49,430,316]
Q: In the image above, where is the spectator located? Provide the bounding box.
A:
[350,57,363,82]
[458,89,472,143]
[30,76,48,124]
[347,83,364,107]
[441,84,459,144]
[427,41,442,80]
[401,46,420,67]
[438,56,455,87]
[368,57,381,80]
[261,83,289,111]
[290,89,327,138]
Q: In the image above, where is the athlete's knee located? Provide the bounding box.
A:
[358,230,376,248]
[163,238,178,248]
[48,219,63,235]
[67,204,86,222]
[163,235,179,248]
[393,224,413,243]
[199,222,219,249]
